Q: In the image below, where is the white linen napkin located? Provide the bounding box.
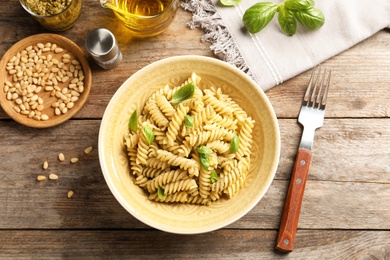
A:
[182,0,390,91]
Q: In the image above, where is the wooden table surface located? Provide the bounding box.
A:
[1,1,389,259]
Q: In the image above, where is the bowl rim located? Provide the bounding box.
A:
[98,55,281,234]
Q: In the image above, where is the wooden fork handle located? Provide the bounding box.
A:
[275,148,312,253]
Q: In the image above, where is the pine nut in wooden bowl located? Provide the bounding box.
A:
[0,33,92,128]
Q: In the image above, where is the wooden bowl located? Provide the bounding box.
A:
[0,34,91,128]
[99,56,280,234]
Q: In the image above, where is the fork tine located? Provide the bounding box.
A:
[310,67,321,107]
[315,68,327,107]
[303,67,317,103]
[321,69,331,107]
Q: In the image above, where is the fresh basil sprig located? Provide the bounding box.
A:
[157,187,165,200]
[284,0,314,10]
[278,4,297,35]
[242,2,279,34]
[128,109,138,132]
[242,0,324,36]
[184,115,194,128]
[197,145,213,155]
[197,145,213,170]
[229,133,240,154]
[142,125,155,145]
[293,6,325,30]
[210,170,219,183]
[171,83,195,104]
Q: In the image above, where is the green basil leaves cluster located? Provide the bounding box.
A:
[221,0,325,36]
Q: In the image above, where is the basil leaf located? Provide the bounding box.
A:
[171,83,195,104]
[157,187,165,200]
[294,7,325,30]
[128,109,138,132]
[210,170,219,183]
[229,133,240,154]
[198,152,210,170]
[197,145,213,155]
[184,115,194,128]
[220,0,241,6]
[278,4,297,36]
[243,2,279,34]
[142,125,154,145]
[284,0,314,11]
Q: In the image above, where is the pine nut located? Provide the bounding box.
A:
[13,106,21,113]
[66,102,74,109]
[43,161,49,170]
[67,190,74,199]
[50,43,57,51]
[37,175,46,181]
[49,173,59,180]
[84,146,93,154]
[70,158,79,164]
[55,107,61,115]
[54,47,64,53]
[58,153,65,161]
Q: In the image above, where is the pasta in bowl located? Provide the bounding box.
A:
[99,56,280,234]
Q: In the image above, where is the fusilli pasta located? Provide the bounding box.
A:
[123,72,255,205]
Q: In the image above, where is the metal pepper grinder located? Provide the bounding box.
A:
[85,28,122,70]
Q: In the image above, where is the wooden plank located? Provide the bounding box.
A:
[277,118,390,182]
[0,120,389,229]
[266,30,390,118]
[0,230,389,259]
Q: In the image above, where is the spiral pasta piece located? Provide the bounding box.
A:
[155,94,176,119]
[134,175,148,188]
[149,192,189,203]
[145,157,170,170]
[128,148,142,176]
[206,140,230,155]
[144,101,169,129]
[235,117,255,160]
[124,133,139,150]
[203,90,232,116]
[136,129,150,165]
[156,150,198,172]
[146,169,188,193]
[164,179,198,195]
[163,103,189,146]
[187,195,211,206]
[142,167,168,178]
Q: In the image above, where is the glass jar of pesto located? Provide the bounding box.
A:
[19,0,82,31]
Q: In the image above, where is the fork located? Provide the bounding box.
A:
[275,67,331,252]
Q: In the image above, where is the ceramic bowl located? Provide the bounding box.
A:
[98,55,280,234]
